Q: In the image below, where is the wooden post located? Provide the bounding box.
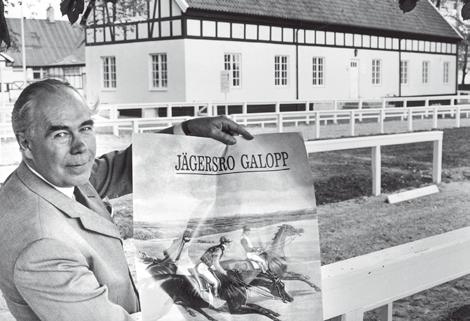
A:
[315,111,321,139]
[167,104,173,118]
[275,102,280,113]
[350,110,355,136]
[433,107,438,129]
[456,106,461,128]
[242,102,248,126]
[278,113,283,133]
[380,109,385,134]
[110,107,119,136]
[376,303,393,321]
[333,100,338,124]
[132,120,139,133]
[342,309,364,321]
[408,108,413,132]
[358,99,363,122]
[372,145,381,196]
[433,138,442,184]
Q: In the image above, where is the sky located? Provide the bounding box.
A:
[5,0,65,20]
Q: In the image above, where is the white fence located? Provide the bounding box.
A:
[322,225,470,321]
[312,131,449,321]
[2,94,470,140]
[306,131,442,196]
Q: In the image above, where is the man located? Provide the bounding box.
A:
[240,226,268,272]
[193,236,231,298]
[0,79,252,321]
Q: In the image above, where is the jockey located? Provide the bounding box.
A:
[194,236,231,297]
[240,226,268,273]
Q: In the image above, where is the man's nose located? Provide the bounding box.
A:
[70,135,87,154]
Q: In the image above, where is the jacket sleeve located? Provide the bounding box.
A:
[13,238,133,321]
[90,145,132,199]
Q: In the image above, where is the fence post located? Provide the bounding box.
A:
[167,104,173,118]
[277,113,283,133]
[132,120,139,133]
[333,100,338,124]
[372,145,381,196]
[358,99,363,122]
[380,109,385,134]
[456,106,461,128]
[110,107,119,136]
[315,111,320,139]
[407,108,413,132]
[376,303,393,321]
[433,137,442,184]
[275,102,280,113]
[342,309,364,321]
[433,106,438,129]
[350,110,355,136]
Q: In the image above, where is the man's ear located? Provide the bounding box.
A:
[16,132,33,160]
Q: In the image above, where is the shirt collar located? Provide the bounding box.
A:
[24,162,75,199]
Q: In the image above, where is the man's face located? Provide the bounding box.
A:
[23,89,96,187]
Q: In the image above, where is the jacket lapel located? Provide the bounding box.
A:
[16,162,122,240]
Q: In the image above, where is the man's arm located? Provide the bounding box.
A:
[14,238,133,321]
[211,248,227,276]
[91,146,132,199]
[91,116,253,199]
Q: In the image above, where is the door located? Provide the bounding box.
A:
[349,59,359,99]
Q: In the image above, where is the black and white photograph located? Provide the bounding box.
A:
[2,0,470,320]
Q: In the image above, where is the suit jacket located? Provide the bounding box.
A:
[0,147,139,321]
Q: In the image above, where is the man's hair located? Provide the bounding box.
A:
[11,79,81,136]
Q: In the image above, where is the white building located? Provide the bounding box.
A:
[3,7,85,101]
[85,0,462,106]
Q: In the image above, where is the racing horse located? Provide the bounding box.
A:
[221,224,321,291]
[159,269,285,321]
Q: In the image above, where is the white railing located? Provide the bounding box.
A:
[305,131,442,196]
[311,131,445,321]
[322,225,470,321]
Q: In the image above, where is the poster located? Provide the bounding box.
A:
[133,132,323,321]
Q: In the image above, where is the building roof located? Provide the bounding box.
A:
[184,0,462,41]
[5,18,85,68]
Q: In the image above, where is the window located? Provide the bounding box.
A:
[102,56,116,89]
[372,59,381,85]
[312,57,324,86]
[274,55,288,86]
[422,61,429,84]
[32,67,44,80]
[443,62,449,84]
[224,53,241,87]
[400,60,408,85]
[151,53,168,89]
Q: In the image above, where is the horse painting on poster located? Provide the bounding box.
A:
[133,132,323,321]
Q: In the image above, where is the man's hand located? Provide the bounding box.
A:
[183,116,253,145]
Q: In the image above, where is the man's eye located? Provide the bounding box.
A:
[81,126,94,132]
[54,132,69,139]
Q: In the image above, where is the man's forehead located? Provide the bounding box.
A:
[34,90,91,123]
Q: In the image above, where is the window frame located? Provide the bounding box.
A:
[400,60,409,85]
[422,61,430,84]
[443,61,449,84]
[372,59,381,85]
[312,56,325,87]
[149,53,168,91]
[101,56,117,90]
[224,53,242,88]
[274,55,289,87]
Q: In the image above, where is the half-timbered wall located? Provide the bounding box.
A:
[85,2,458,103]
